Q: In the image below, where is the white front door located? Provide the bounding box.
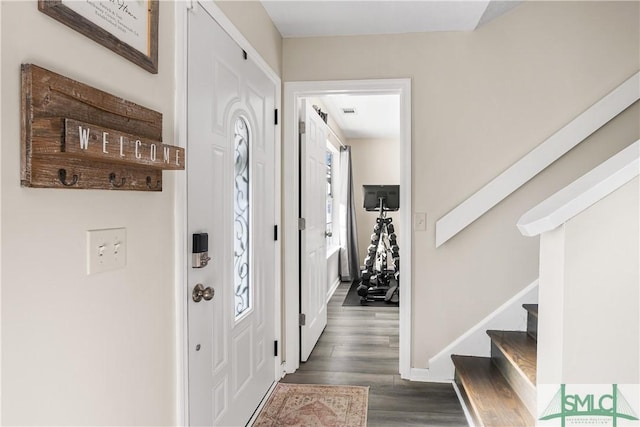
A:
[300,101,329,362]
[187,4,277,426]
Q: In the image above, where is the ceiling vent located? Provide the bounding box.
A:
[341,107,357,115]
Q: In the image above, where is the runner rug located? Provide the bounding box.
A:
[253,383,369,427]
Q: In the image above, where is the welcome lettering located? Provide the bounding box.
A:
[71,122,184,170]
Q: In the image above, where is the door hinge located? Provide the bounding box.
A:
[299,313,306,326]
[299,121,306,135]
[298,218,306,231]
[274,109,278,126]
[274,225,278,241]
[274,340,278,357]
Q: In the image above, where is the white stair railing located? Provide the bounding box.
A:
[436,71,640,247]
[517,140,639,236]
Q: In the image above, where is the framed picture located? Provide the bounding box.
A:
[38,0,159,74]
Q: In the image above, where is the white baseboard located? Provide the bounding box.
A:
[408,367,431,381]
[326,277,342,303]
[425,280,539,382]
[408,367,452,383]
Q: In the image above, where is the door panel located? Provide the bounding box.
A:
[300,101,329,362]
[187,4,276,426]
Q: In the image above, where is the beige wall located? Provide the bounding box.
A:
[1,1,284,425]
[215,0,283,77]
[1,1,177,425]
[350,138,401,264]
[283,1,640,366]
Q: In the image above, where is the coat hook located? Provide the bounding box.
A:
[109,172,126,188]
[58,168,78,186]
[146,176,161,190]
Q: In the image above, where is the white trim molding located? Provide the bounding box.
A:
[327,277,341,303]
[436,71,640,247]
[518,140,639,237]
[173,4,189,425]
[283,79,413,379]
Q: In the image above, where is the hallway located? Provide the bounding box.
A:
[281,282,467,426]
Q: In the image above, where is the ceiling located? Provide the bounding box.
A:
[261,1,521,38]
[320,94,400,140]
[263,0,521,139]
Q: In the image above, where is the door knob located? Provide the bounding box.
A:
[192,283,214,302]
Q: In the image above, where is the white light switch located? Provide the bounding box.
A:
[87,228,127,275]
[414,213,427,231]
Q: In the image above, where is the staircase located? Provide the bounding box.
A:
[452,304,538,426]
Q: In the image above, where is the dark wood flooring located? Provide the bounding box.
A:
[281,282,468,426]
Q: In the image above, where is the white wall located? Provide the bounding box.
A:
[283,1,640,366]
[537,226,567,384]
[1,1,176,425]
[562,177,639,383]
[538,177,639,384]
[350,138,401,264]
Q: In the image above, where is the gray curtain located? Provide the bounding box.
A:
[339,146,360,281]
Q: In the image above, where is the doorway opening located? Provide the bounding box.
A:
[282,79,412,378]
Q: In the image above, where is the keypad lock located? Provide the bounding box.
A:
[192,233,211,268]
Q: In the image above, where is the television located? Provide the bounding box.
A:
[363,185,400,211]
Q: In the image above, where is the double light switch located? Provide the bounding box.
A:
[87,228,126,275]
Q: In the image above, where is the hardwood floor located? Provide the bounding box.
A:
[280,282,468,426]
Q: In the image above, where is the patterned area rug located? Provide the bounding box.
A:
[253,383,369,427]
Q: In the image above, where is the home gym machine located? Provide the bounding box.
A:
[357,185,400,304]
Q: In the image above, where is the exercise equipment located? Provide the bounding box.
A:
[357,185,400,304]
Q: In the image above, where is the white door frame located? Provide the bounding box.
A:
[283,79,412,378]
[174,2,282,425]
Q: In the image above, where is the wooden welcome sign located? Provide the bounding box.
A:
[21,64,184,191]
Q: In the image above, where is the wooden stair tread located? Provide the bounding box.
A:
[487,330,537,386]
[452,355,534,427]
[522,304,538,318]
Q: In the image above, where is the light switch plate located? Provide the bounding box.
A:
[87,228,127,275]
[414,213,427,231]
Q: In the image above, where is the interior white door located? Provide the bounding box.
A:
[187,4,276,426]
[300,100,329,362]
